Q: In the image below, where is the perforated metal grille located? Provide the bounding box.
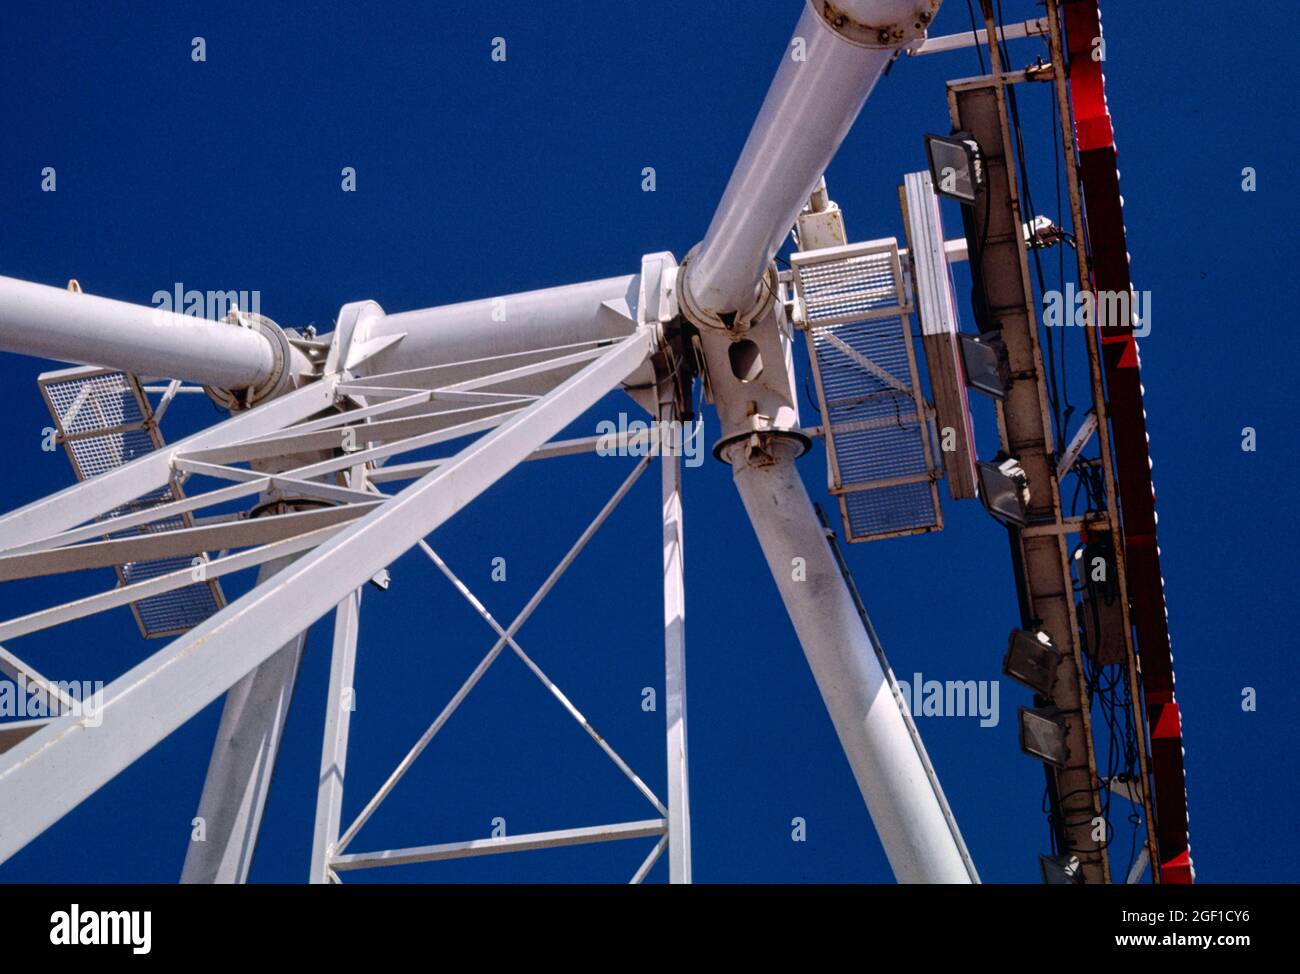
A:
[41,369,146,436]
[792,239,942,543]
[67,428,157,480]
[121,555,223,637]
[798,248,901,327]
[843,481,940,539]
[38,366,224,637]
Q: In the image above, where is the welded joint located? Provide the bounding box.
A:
[814,0,941,49]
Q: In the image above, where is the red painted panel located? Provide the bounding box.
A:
[1063,0,1192,882]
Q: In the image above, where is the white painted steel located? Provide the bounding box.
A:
[687,3,901,319]
[0,330,655,865]
[727,440,972,883]
[356,276,640,382]
[335,455,656,854]
[630,835,669,884]
[661,443,692,883]
[332,820,667,871]
[309,588,362,884]
[181,555,309,884]
[0,379,339,551]
[0,276,276,390]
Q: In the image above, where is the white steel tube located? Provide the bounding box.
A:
[181,554,308,884]
[310,587,362,884]
[661,442,692,883]
[357,275,640,379]
[728,443,972,883]
[0,276,276,389]
[688,1,925,319]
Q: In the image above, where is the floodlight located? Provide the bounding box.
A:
[958,331,1010,398]
[924,131,985,204]
[1003,629,1064,696]
[977,456,1029,527]
[1019,706,1070,768]
[1040,853,1083,885]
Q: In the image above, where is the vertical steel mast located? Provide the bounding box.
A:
[677,0,975,883]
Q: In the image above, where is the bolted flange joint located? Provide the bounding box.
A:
[812,0,941,50]
[677,243,780,336]
[204,310,296,412]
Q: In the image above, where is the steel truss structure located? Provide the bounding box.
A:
[0,0,1187,884]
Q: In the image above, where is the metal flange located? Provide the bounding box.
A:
[812,0,941,49]
[204,311,295,411]
[677,244,780,335]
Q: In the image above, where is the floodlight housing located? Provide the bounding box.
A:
[1019,706,1070,768]
[1040,853,1083,885]
[958,331,1010,398]
[977,456,1029,527]
[1003,629,1064,696]
[924,131,985,204]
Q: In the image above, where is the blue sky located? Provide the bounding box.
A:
[0,0,1295,883]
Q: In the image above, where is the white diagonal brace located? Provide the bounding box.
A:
[0,328,655,865]
[0,644,80,714]
[0,379,338,551]
[1,477,275,556]
[367,426,657,483]
[629,835,668,885]
[0,524,343,642]
[0,503,378,580]
[417,535,666,817]
[274,409,527,484]
[180,400,524,465]
[334,450,655,854]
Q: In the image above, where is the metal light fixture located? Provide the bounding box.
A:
[1003,629,1063,696]
[1039,853,1083,885]
[977,456,1030,527]
[1019,706,1070,768]
[959,331,1010,398]
[924,131,985,204]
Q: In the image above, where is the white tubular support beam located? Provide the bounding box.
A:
[685,0,938,321]
[180,555,309,885]
[310,587,362,884]
[727,439,972,884]
[0,276,277,390]
[355,275,641,382]
[661,438,692,883]
[0,328,657,865]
